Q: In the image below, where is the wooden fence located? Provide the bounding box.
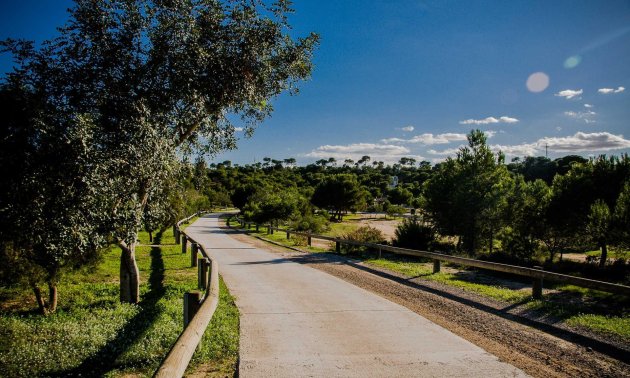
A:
[154,211,219,378]
[230,216,630,298]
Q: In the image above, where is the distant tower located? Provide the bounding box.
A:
[545,143,548,158]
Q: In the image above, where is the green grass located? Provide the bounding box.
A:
[364,258,530,303]
[566,314,630,339]
[584,249,630,259]
[0,224,239,377]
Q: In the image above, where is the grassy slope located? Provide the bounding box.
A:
[231,217,630,343]
[0,221,239,377]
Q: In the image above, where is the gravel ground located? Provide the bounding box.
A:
[226,227,630,378]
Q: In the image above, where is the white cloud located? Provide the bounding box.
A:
[554,89,583,99]
[598,86,625,94]
[428,132,630,158]
[485,130,497,138]
[459,116,519,125]
[564,110,596,123]
[304,143,422,164]
[399,125,415,132]
[539,132,630,152]
[584,104,593,108]
[491,143,539,156]
[234,127,244,132]
[427,146,462,156]
[382,132,468,145]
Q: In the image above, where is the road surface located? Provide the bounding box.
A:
[186,214,527,377]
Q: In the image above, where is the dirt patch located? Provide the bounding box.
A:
[224,226,630,378]
[346,215,401,241]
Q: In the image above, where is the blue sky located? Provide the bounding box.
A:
[2,1,629,165]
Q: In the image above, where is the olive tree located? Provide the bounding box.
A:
[2,0,318,303]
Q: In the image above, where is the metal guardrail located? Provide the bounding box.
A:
[154,211,220,378]
[230,216,630,298]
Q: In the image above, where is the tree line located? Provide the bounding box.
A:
[205,130,630,273]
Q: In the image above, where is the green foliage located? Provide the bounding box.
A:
[393,217,435,251]
[311,174,366,220]
[424,130,513,254]
[290,213,330,234]
[386,204,406,218]
[340,226,386,254]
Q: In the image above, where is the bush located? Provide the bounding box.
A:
[341,226,387,254]
[393,217,435,251]
[290,213,329,234]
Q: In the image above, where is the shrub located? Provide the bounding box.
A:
[393,217,435,251]
[341,226,387,254]
[290,213,329,234]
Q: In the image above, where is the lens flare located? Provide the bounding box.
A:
[564,55,582,69]
[526,72,549,93]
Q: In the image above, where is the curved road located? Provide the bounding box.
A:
[186,215,527,377]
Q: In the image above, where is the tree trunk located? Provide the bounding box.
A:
[120,241,140,303]
[47,282,58,313]
[33,285,47,315]
[149,231,153,243]
[599,242,608,268]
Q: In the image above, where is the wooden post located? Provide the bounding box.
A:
[532,266,543,299]
[286,231,290,239]
[211,258,218,290]
[378,247,382,259]
[183,291,202,327]
[182,236,188,254]
[198,258,207,290]
[191,243,198,267]
[336,241,341,252]
[433,259,441,274]
[256,224,259,232]
[174,227,181,245]
[307,236,312,246]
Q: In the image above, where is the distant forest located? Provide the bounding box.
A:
[197,131,629,272]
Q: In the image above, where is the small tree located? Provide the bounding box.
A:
[311,174,365,221]
[586,200,613,267]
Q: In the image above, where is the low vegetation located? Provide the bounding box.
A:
[0,227,239,377]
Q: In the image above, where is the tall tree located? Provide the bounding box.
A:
[2,0,318,303]
[424,130,511,254]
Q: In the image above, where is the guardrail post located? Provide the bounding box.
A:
[336,241,341,252]
[532,266,543,299]
[433,259,441,273]
[174,227,181,245]
[286,231,290,239]
[206,258,212,289]
[307,236,312,246]
[378,247,382,259]
[191,243,198,267]
[183,291,202,327]
[256,224,259,232]
[198,258,207,290]
[182,236,188,254]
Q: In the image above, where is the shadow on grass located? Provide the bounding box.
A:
[52,231,167,377]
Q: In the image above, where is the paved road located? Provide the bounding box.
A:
[186,215,528,377]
